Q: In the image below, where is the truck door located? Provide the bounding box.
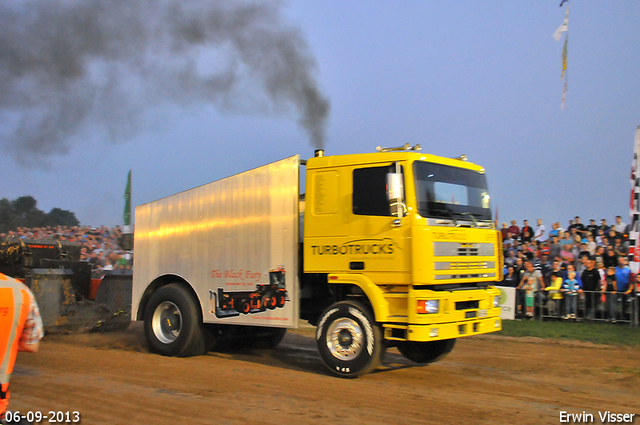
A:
[348,164,411,281]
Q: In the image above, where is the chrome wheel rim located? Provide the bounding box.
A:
[152,301,182,344]
[326,318,364,360]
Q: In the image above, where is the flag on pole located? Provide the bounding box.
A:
[123,170,132,233]
[554,4,569,109]
[561,37,568,78]
[552,5,569,41]
[628,126,640,274]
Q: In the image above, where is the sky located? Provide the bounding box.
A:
[1,0,639,232]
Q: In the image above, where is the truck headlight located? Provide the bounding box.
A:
[493,295,500,308]
[417,300,439,314]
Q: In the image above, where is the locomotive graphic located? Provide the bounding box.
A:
[210,266,289,318]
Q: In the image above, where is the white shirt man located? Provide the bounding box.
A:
[534,219,547,244]
[614,216,627,234]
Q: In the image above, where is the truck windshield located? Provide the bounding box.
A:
[413,161,491,221]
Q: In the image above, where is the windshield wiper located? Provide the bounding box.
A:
[457,212,477,226]
[440,207,458,225]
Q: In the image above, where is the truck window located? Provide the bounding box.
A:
[353,166,392,216]
[413,161,491,221]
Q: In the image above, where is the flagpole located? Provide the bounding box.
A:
[561,5,569,110]
[121,170,133,251]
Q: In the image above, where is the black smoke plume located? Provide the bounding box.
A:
[0,0,330,164]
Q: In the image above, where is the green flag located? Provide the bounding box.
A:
[124,170,131,228]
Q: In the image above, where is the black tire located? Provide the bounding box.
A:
[144,283,211,357]
[397,339,456,364]
[316,301,383,378]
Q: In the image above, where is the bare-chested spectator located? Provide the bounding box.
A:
[560,243,575,266]
[517,260,545,317]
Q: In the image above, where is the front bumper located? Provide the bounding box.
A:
[383,286,502,342]
[391,316,502,342]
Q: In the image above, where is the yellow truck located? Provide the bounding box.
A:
[132,145,503,378]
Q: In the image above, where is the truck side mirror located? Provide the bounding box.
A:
[387,173,405,218]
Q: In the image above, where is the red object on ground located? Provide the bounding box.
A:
[89,279,102,300]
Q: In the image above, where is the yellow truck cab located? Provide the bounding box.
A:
[302,145,502,377]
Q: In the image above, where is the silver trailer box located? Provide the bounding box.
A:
[133,156,300,329]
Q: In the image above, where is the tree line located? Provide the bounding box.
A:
[0,195,79,234]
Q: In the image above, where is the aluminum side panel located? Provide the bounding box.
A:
[133,156,299,328]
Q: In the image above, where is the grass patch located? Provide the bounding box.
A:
[498,320,640,347]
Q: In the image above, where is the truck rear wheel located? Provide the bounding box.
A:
[144,283,211,357]
[316,301,383,378]
[397,339,456,364]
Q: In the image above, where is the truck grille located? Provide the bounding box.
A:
[435,261,495,270]
[433,242,494,257]
[456,300,479,310]
[458,246,479,256]
[434,273,496,280]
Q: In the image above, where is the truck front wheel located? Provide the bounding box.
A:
[397,339,456,364]
[144,283,211,357]
[316,301,383,378]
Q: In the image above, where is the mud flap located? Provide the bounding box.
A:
[93,270,133,331]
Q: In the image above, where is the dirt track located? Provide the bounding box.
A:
[8,323,640,425]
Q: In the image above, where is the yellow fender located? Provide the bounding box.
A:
[328,273,389,322]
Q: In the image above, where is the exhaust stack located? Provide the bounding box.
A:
[315,149,324,157]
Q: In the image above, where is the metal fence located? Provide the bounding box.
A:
[515,289,639,326]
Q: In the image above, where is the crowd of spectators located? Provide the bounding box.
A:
[498,215,638,323]
[0,225,133,278]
